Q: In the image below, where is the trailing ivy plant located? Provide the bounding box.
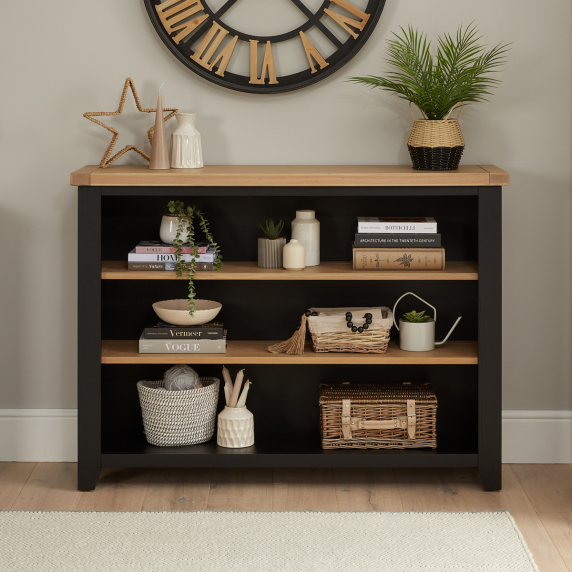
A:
[401,310,431,323]
[350,23,509,120]
[167,200,223,316]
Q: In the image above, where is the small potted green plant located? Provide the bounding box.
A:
[168,200,222,316]
[257,219,286,269]
[351,23,509,171]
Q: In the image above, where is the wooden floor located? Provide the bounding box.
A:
[0,464,570,571]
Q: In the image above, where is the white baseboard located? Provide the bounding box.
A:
[0,409,77,462]
[502,410,572,463]
[0,409,571,463]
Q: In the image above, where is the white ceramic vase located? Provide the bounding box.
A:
[283,239,305,271]
[170,113,204,169]
[217,406,254,448]
[159,214,188,244]
[291,210,320,266]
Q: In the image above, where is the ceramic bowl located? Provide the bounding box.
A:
[152,299,222,326]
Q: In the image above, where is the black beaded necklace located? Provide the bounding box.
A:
[346,311,373,333]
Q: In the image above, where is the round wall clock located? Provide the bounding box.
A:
[144,0,386,94]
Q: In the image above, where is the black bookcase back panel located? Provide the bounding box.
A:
[102,280,478,342]
[102,195,478,262]
[102,364,478,454]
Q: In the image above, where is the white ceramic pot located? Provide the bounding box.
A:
[291,210,320,266]
[258,237,286,268]
[217,406,254,448]
[283,239,305,271]
[398,319,436,351]
[170,113,204,169]
[159,214,188,244]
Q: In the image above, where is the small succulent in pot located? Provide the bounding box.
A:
[257,219,286,269]
[401,310,431,323]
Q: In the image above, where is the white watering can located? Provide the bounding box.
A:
[393,292,462,352]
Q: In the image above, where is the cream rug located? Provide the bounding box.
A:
[0,511,538,571]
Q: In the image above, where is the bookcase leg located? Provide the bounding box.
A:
[478,186,502,492]
[78,464,101,491]
[480,465,502,492]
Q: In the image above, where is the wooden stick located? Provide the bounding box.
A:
[228,369,245,408]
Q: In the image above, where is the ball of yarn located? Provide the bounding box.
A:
[163,365,200,391]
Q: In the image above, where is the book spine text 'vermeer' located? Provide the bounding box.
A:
[353,247,445,271]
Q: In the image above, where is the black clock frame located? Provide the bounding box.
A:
[144,0,386,94]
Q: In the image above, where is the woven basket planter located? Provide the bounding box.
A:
[407,103,465,171]
[137,377,219,447]
[319,382,437,449]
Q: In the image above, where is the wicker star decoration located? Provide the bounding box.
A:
[83,77,178,168]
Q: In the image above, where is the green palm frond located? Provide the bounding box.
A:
[350,23,510,120]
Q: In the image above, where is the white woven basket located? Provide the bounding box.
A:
[137,377,219,447]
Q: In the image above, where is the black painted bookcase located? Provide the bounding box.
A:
[73,164,507,491]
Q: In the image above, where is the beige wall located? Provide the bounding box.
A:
[0,0,570,410]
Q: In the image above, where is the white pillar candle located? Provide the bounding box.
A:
[283,239,305,271]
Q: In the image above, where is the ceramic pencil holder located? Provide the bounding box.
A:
[217,406,254,448]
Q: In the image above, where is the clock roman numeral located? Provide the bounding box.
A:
[299,32,329,74]
[324,0,370,40]
[155,0,208,45]
[191,22,239,77]
[249,41,278,85]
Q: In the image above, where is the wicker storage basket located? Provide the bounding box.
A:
[319,382,437,449]
[407,103,465,171]
[137,377,219,447]
[308,307,392,354]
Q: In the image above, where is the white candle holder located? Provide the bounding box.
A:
[217,406,254,448]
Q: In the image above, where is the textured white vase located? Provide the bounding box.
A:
[291,210,320,266]
[170,113,204,169]
[217,406,254,448]
[283,239,305,271]
[159,214,188,244]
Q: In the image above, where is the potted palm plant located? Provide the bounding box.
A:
[351,24,509,171]
[257,219,286,268]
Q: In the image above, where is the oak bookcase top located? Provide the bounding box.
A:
[71,164,509,187]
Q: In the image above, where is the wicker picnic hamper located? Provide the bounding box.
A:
[407,103,465,171]
[319,382,437,449]
[137,377,219,447]
[307,307,392,354]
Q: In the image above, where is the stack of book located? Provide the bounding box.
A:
[128,241,217,271]
[352,217,445,271]
[139,322,227,354]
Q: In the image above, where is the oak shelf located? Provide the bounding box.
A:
[102,260,479,281]
[71,164,509,187]
[101,340,478,365]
